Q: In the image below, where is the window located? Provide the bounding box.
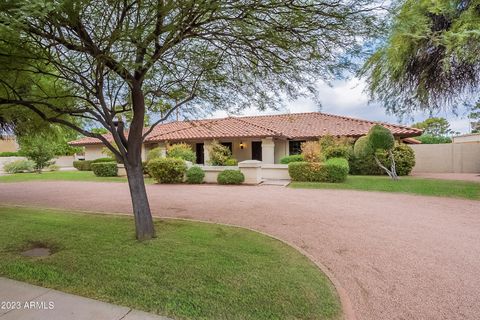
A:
[289,140,305,155]
[221,142,233,153]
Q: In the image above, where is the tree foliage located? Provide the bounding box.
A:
[361,0,480,114]
[0,0,383,240]
[412,117,457,136]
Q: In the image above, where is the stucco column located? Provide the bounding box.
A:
[141,144,147,161]
[238,160,262,184]
[158,142,167,157]
[203,140,212,165]
[261,137,275,164]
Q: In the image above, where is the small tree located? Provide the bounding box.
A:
[354,125,398,180]
[18,134,56,173]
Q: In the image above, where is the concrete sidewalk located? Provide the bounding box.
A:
[0,277,172,320]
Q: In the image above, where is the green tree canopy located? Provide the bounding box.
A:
[0,0,384,240]
[412,117,456,136]
[361,0,480,115]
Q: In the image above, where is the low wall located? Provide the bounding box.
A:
[202,166,239,183]
[411,142,480,173]
[261,164,289,180]
[54,156,75,168]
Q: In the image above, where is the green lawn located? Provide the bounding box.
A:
[290,175,480,200]
[0,206,340,320]
[0,170,153,184]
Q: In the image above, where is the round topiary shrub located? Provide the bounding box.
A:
[147,157,187,183]
[217,170,245,185]
[186,166,205,184]
[91,162,118,177]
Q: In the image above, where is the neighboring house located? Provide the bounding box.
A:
[0,135,19,153]
[69,112,422,164]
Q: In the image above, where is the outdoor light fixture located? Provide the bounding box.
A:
[240,141,245,149]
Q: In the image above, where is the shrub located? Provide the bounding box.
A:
[288,158,349,183]
[217,170,245,185]
[146,147,163,162]
[91,162,118,177]
[323,144,352,160]
[323,158,349,182]
[186,166,205,184]
[48,164,60,171]
[301,141,323,163]
[349,155,383,175]
[280,154,304,164]
[379,144,415,176]
[225,158,238,166]
[208,140,232,166]
[167,143,196,162]
[73,160,92,171]
[92,157,115,163]
[368,125,395,150]
[3,159,35,173]
[0,151,19,157]
[350,144,416,176]
[142,161,149,175]
[353,136,374,158]
[147,157,187,183]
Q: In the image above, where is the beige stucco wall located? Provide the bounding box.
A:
[453,134,480,143]
[84,145,105,161]
[274,139,288,163]
[411,142,480,173]
[0,138,18,153]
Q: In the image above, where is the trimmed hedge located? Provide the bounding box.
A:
[91,162,118,177]
[73,160,92,171]
[0,151,19,157]
[217,170,245,185]
[186,166,205,184]
[288,158,349,183]
[147,157,187,183]
[92,157,116,163]
[280,154,304,164]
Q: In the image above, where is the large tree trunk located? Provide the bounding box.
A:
[125,160,156,240]
[123,81,156,240]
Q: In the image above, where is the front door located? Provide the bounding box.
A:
[196,143,204,164]
[252,141,262,161]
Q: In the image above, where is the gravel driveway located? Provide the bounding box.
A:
[0,181,479,320]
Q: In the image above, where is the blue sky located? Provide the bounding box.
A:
[212,78,473,134]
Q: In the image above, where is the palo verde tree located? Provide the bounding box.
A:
[354,125,398,180]
[0,0,383,240]
[361,0,480,115]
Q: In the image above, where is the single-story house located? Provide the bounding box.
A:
[69,112,422,164]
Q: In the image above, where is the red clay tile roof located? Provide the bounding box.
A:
[69,112,422,146]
